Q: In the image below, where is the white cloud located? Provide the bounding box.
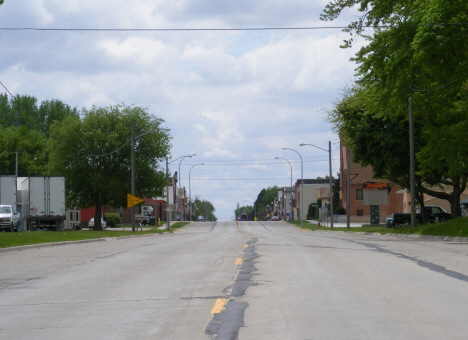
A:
[0,0,363,220]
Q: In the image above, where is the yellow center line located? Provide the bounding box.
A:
[244,244,248,248]
[235,258,243,265]
[210,298,228,314]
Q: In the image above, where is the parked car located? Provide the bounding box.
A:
[270,215,279,221]
[89,218,106,229]
[197,215,205,222]
[390,206,451,228]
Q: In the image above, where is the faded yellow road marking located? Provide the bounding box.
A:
[244,244,248,249]
[211,298,228,314]
[235,258,243,265]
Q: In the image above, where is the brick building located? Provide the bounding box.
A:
[340,142,404,223]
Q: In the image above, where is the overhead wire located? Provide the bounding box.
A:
[1,23,467,32]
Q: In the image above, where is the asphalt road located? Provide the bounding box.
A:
[1,221,468,339]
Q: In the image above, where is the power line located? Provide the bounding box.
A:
[1,23,467,32]
[191,177,297,181]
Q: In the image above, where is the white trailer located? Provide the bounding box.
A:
[22,177,66,231]
[0,176,17,207]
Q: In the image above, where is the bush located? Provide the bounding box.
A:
[335,206,346,215]
[306,203,318,220]
[104,213,121,228]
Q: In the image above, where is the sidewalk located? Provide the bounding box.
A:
[306,220,364,228]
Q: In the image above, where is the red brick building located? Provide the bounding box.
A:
[340,142,404,223]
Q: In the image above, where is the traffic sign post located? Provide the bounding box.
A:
[127,194,144,209]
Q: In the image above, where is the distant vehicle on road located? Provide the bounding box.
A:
[197,216,205,222]
[89,218,107,229]
[270,215,279,221]
[389,206,451,228]
[239,213,248,221]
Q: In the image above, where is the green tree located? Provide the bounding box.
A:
[0,93,79,134]
[193,197,217,221]
[306,203,318,220]
[322,0,468,218]
[0,126,48,176]
[261,185,279,208]
[49,104,171,229]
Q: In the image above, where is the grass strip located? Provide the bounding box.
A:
[286,218,468,237]
[0,223,188,248]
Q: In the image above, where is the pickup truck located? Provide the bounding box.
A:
[0,205,21,232]
[389,206,451,228]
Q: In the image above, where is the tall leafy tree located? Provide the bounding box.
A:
[0,126,48,176]
[193,198,217,221]
[322,0,468,218]
[0,93,79,134]
[49,104,171,229]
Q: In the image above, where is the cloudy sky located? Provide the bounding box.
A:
[0,0,363,221]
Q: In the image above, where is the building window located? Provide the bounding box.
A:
[356,189,363,201]
[356,210,363,216]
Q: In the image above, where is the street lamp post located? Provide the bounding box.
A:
[160,128,171,231]
[189,163,204,222]
[282,147,304,229]
[300,142,334,229]
[131,120,135,233]
[275,156,293,221]
[178,154,196,226]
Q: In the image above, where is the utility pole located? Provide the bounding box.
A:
[131,120,135,233]
[409,85,416,228]
[166,157,170,231]
[347,147,351,229]
[15,150,18,177]
[329,141,334,229]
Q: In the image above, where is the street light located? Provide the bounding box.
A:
[300,142,334,229]
[275,156,293,221]
[282,147,304,229]
[160,128,171,231]
[166,154,196,230]
[178,154,196,226]
[189,163,204,222]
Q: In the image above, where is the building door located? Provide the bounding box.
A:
[370,205,379,225]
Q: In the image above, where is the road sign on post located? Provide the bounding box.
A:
[127,194,144,208]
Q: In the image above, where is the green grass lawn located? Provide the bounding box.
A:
[286,218,468,237]
[0,222,189,248]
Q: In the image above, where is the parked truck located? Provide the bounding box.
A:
[0,176,20,232]
[0,205,21,232]
[389,206,451,228]
[20,177,66,231]
[141,205,154,225]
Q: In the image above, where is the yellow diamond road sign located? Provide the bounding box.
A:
[127,194,144,208]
